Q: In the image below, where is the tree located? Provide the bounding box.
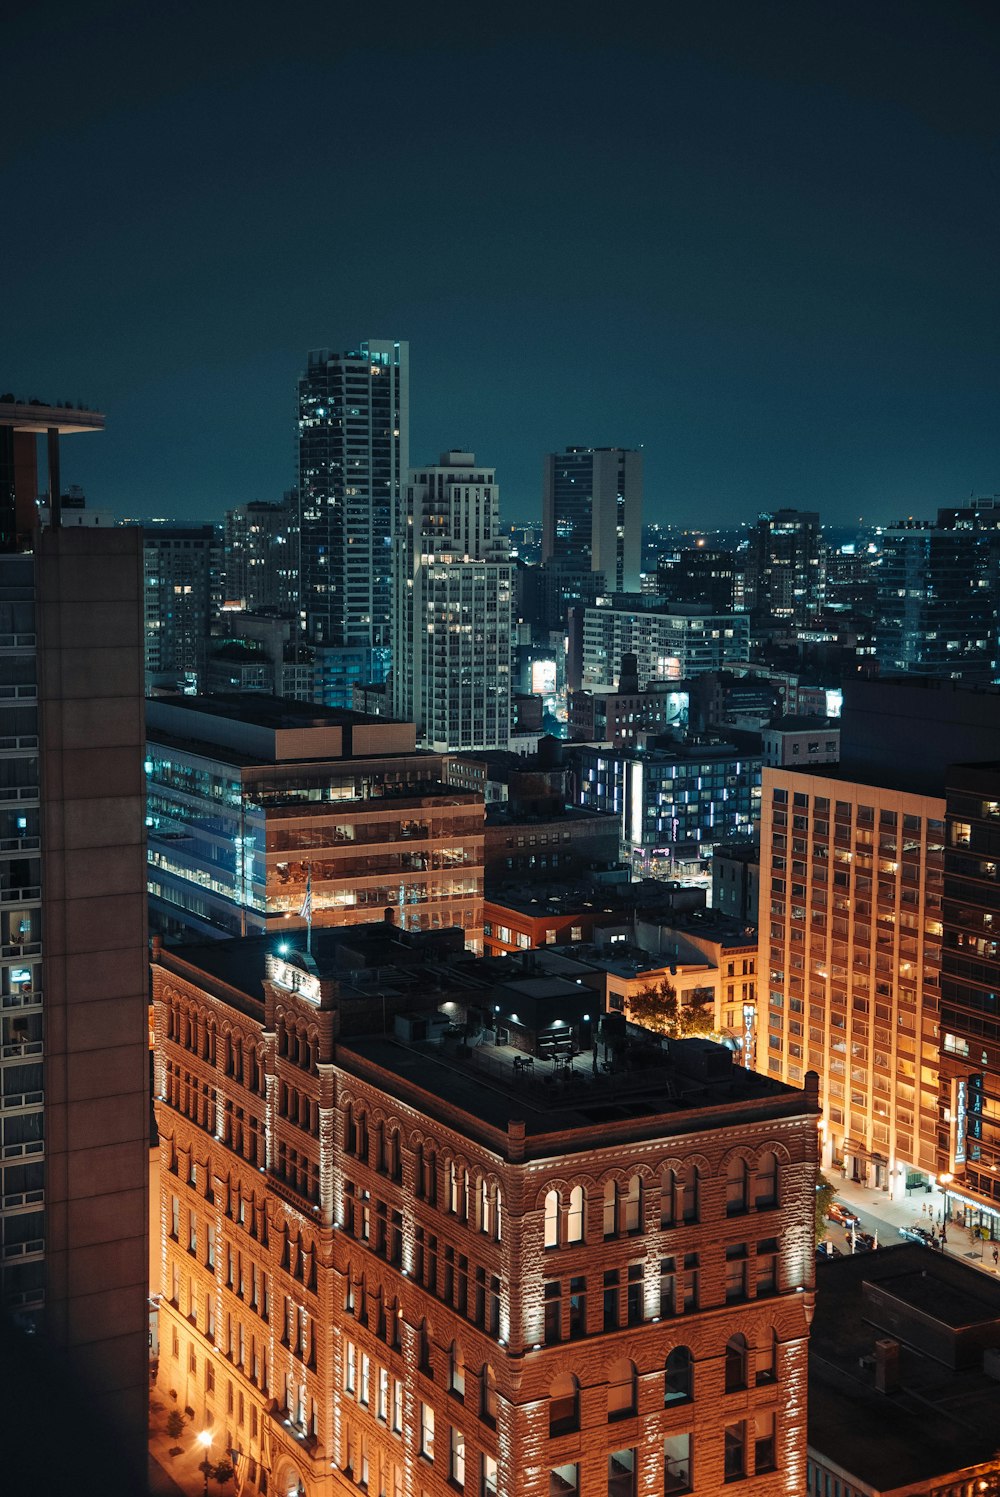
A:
[627,979,679,1036]
[815,1172,837,1245]
[627,979,716,1039]
[165,1409,186,1439]
[212,1460,235,1491]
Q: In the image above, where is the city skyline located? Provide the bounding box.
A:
[4,2,997,529]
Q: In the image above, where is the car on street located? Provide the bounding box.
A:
[816,1241,843,1259]
[851,1230,876,1252]
[827,1201,862,1228]
[899,1224,934,1246]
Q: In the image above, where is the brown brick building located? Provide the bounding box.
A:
[153,930,819,1497]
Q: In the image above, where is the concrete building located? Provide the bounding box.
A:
[748,511,824,627]
[939,761,1000,1232]
[0,396,149,1488]
[392,451,512,751]
[874,519,997,686]
[810,1247,1000,1497]
[222,496,297,614]
[657,547,737,615]
[152,929,819,1497]
[712,843,760,925]
[542,446,643,593]
[297,340,409,705]
[484,805,622,885]
[143,522,224,691]
[568,600,750,693]
[482,889,628,958]
[759,768,944,1193]
[633,910,760,1069]
[568,654,690,747]
[205,613,314,700]
[571,737,761,876]
[760,716,840,770]
[145,695,485,948]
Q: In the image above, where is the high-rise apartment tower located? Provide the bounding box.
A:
[298,341,409,705]
[542,447,643,594]
[392,450,512,751]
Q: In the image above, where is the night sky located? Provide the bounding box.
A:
[4,2,997,528]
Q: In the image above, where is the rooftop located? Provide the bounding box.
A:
[154,929,812,1157]
[337,1030,808,1155]
[810,1246,1000,1490]
[0,396,104,434]
[150,693,383,731]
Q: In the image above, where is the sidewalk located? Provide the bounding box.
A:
[830,1173,1000,1278]
[149,1391,231,1497]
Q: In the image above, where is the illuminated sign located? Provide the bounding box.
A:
[268,956,321,1005]
[742,1002,756,1069]
[953,1077,967,1166]
[531,659,557,695]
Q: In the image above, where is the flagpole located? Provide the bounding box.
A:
[298,863,314,957]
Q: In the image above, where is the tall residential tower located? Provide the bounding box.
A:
[298,341,409,706]
[542,447,643,594]
[392,451,512,751]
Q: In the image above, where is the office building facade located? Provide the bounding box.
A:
[223,496,298,615]
[939,763,1000,1225]
[874,521,996,686]
[143,523,224,691]
[573,739,761,872]
[759,769,944,1193]
[145,696,485,948]
[749,511,824,627]
[153,933,818,1497]
[392,451,512,752]
[298,340,409,705]
[568,602,750,693]
[542,447,643,593]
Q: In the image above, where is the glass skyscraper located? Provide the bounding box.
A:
[297,340,409,705]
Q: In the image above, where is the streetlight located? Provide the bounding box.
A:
[197,1429,213,1497]
[939,1172,954,1243]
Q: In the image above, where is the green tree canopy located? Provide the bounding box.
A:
[627,979,715,1039]
[815,1172,837,1245]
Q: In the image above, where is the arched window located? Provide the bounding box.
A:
[482,1363,498,1427]
[664,1346,693,1405]
[544,1189,561,1250]
[622,1174,642,1234]
[549,1372,579,1436]
[725,1334,748,1393]
[344,1104,357,1154]
[726,1155,749,1215]
[388,1129,401,1182]
[449,1342,465,1401]
[756,1150,779,1209]
[567,1185,585,1244]
[681,1163,700,1224]
[603,1180,617,1238]
[495,1185,503,1242]
[660,1166,677,1228]
[418,1320,433,1376]
[607,1358,637,1421]
[756,1329,778,1386]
